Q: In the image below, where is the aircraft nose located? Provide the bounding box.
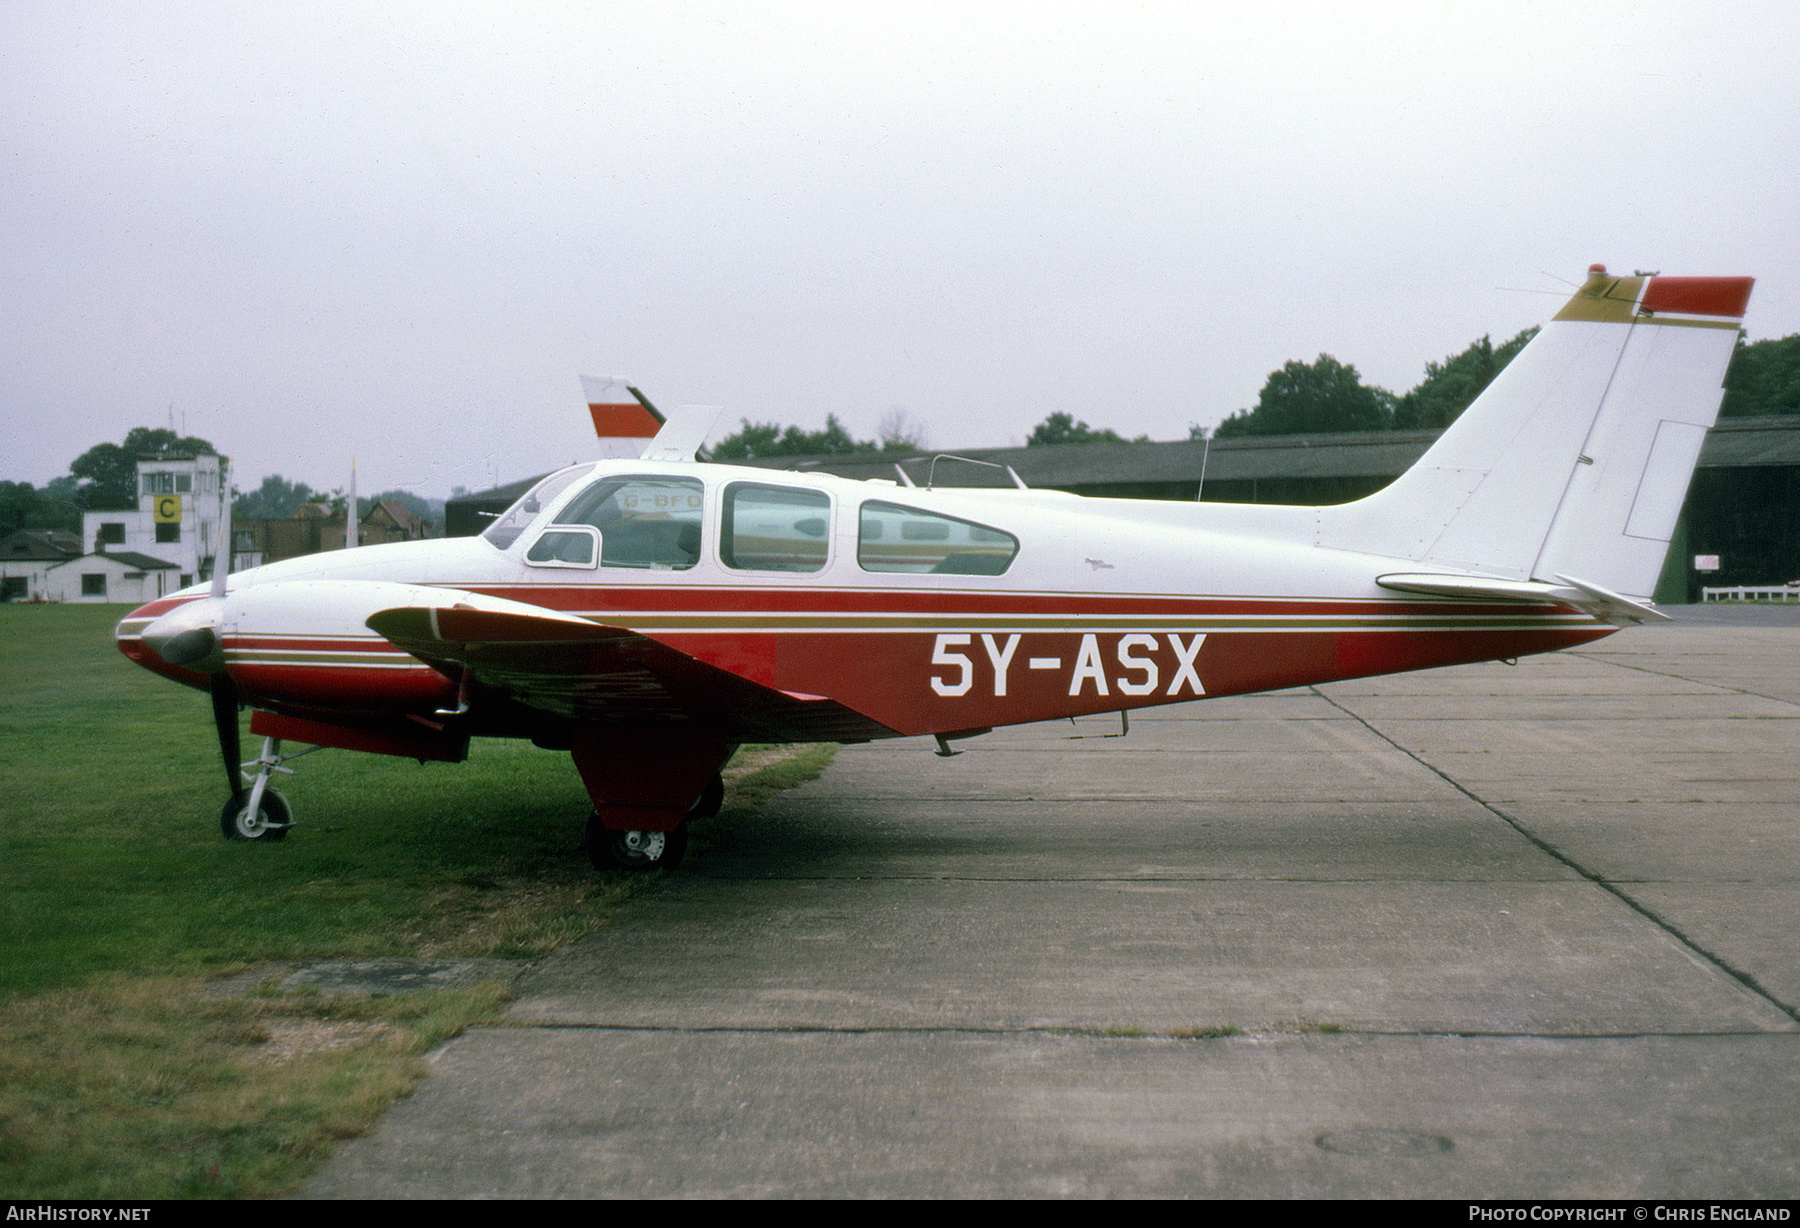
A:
[138,597,228,674]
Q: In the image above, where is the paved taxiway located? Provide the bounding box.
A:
[304,606,1800,1198]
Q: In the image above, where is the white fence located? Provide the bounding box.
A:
[1701,586,1800,602]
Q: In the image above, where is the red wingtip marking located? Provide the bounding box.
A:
[1641,276,1755,319]
[588,402,663,439]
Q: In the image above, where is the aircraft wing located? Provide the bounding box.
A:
[366,602,895,742]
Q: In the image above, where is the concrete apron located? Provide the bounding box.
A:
[304,609,1800,1198]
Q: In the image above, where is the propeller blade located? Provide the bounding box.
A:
[210,672,243,805]
[211,457,231,598]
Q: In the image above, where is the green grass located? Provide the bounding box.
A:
[0,603,835,1197]
[0,976,510,1198]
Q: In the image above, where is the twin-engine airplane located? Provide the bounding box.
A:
[118,265,1754,871]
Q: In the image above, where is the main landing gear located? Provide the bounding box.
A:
[571,726,733,874]
[583,771,724,872]
[220,736,322,842]
[586,815,688,871]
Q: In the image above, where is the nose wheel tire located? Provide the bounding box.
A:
[586,811,688,872]
[221,790,292,842]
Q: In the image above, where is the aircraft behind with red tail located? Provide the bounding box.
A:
[118,266,1754,870]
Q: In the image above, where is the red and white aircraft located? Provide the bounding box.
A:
[118,266,1754,870]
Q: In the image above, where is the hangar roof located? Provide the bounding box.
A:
[446,417,1800,518]
[1695,415,1800,468]
[738,419,1800,490]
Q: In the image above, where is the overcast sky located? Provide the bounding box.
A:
[5,1,1796,500]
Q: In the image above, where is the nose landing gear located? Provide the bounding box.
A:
[219,736,322,842]
[221,789,293,842]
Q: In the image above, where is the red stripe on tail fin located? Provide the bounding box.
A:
[1641,276,1754,319]
[588,401,662,438]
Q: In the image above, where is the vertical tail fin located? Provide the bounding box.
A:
[1322,266,1752,602]
[578,374,724,463]
[581,375,665,459]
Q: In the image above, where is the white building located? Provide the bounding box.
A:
[0,529,81,601]
[44,452,229,603]
[43,549,181,605]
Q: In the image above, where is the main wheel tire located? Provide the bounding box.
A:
[220,790,292,842]
[690,773,725,819]
[586,811,688,872]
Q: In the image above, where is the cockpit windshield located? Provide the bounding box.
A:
[480,464,596,550]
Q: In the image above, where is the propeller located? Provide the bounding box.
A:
[141,454,244,806]
[210,671,244,807]
[209,457,241,804]
[140,597,240,803]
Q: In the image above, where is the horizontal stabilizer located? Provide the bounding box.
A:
[1377,572,1669,626]
[1550,573,1673,625]
[642,405,726,462]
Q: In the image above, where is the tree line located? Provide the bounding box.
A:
[7,332,1796,538]
[1205,329,1799,441]
[1,426,439,538]
[707,330,1800,458]
[1209,328,1539,439]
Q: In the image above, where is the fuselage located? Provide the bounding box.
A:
[117,458,1611,748]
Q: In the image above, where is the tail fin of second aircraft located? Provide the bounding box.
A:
[580,374,726,463]
[1319,266,1752,607]
[581,375,665,458]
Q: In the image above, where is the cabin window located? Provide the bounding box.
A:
[525,527,600,568]
[154,522,180,544]
[857,501,1018,575]
[552,475,704,570]
[99,523,125,544]
[481,465,594,550]
[81,574,106,596]
[721,483,830,573]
